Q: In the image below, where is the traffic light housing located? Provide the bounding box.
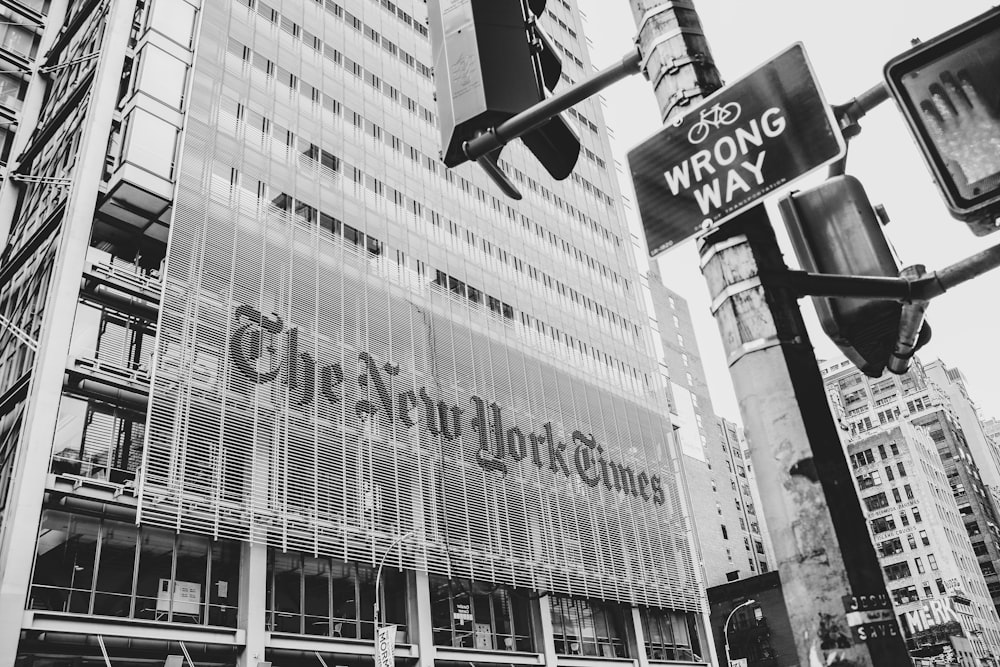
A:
[884,6,1000,235]
[428,0,580,179]
[778,176,931,377]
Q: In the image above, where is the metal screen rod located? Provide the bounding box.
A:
[97,636,112,667]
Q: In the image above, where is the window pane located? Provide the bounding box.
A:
[271,551,302,633]
[331,560,357,638]
[429,574,452,647]
[148,0,196,45]
[137,45,187,109]
[64,514,100,613]
[209,540,240,627]
[30,510,74,611]
[304,556,330,635]
[94,520,137,616]
[172,533,208,623]
[135,527,174,620]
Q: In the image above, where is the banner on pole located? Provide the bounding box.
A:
[376,625,397,667]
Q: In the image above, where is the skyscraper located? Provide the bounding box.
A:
[0,0,711,664]
[822,357,1000,662]
[647,271,772,586]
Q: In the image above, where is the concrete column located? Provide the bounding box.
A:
[0,0,138,662]
[238,541,268,667]
[410,570,435,667]
[535,595,559,667]
[628,607,649,667]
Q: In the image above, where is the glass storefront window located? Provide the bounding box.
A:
[429,575,533,652]
[93,521,137,617]
[209,540,240,627]
[265,549,406,641]
[640,607,704,662]
[30,511,99,613]
[28,510,240,628]
[550,595,628,658]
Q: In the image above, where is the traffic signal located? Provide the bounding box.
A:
[778,176,931,377]
[428,0,580,179]
[884,6,1000,235]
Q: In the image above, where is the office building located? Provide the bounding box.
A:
[924,360,1000,517]
[823,358,1000,663]
[647,273,772,587]
[0,0,711,664]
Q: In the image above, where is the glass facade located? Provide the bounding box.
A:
[640,606,704,661]
[549,595,629,658]
[0,0,710,663]
[429,575,533,651]
[30,509,241,627]
[266,549,406,639]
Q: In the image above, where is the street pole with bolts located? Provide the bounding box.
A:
[625,1,912,664]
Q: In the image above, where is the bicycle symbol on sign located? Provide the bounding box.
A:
[687,102,742,144]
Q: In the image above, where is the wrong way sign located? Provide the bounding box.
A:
[628,43,845,257]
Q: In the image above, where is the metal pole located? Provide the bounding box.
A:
[373,529,417,630]
[462,48,642,161]
[723,599,755,667]
[626,1,912,665]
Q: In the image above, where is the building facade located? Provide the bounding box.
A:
[924,360,1000,521]
[822,358,1000,664]
[706,571,797,667]
[646,273,772,587]
[0,0,712,665]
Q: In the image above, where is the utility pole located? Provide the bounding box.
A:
[626,2,913,665]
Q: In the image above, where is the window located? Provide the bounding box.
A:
[29,510,240,627]
[915,557,925,574]
[856,470,882,489]
[892,585,918,605]
[429,575,531,651]
[885,466,895,482]
[908,534,917,550]
[864,493,890,511]
[919,530,930,546]
[912,508,922,524]
[928,554,938,570]
[897,462,907,477]
[871,516,896,534]
[851,449,876,468]
[639,607,703,661]
[904,484,914,500]
[148,0,198,46]
[551,595,629,657]
[721,525,729,540]
[878,538,903,557]
[883,561,912,581]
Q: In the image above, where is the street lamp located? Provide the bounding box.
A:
[373,529,418,630]
[724,598,756,667]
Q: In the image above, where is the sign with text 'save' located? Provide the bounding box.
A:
[628,43,845,257]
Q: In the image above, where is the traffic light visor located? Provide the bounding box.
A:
[885,7,1000,231]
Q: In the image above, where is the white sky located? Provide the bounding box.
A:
[578,0,1000,424]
